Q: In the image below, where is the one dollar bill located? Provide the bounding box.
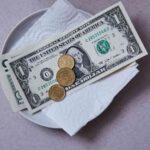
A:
[0,2,147,113]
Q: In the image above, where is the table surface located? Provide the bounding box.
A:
[0,0,150,150]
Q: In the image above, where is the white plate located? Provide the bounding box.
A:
[2,8,93,128]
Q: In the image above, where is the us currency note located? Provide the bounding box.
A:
[0,2,147,113]
[0,56,26,111]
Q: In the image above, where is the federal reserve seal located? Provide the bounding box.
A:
[40,68,53,81]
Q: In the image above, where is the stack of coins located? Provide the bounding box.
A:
[48,54,75,101]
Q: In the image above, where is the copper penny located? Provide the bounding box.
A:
[58,54,75,69]
[48,84,65,101]
[56,68,75,86]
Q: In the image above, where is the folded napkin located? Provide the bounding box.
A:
[43,66,138,136]
[10,0,139,135]
[11,0,89,52]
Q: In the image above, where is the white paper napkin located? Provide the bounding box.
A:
[11,0,90,52]
[43,66,138,136]
[10,0,139,135]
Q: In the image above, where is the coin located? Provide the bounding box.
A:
[56,68,75,86]
[58,54,75,69]
[48,84,65,101]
